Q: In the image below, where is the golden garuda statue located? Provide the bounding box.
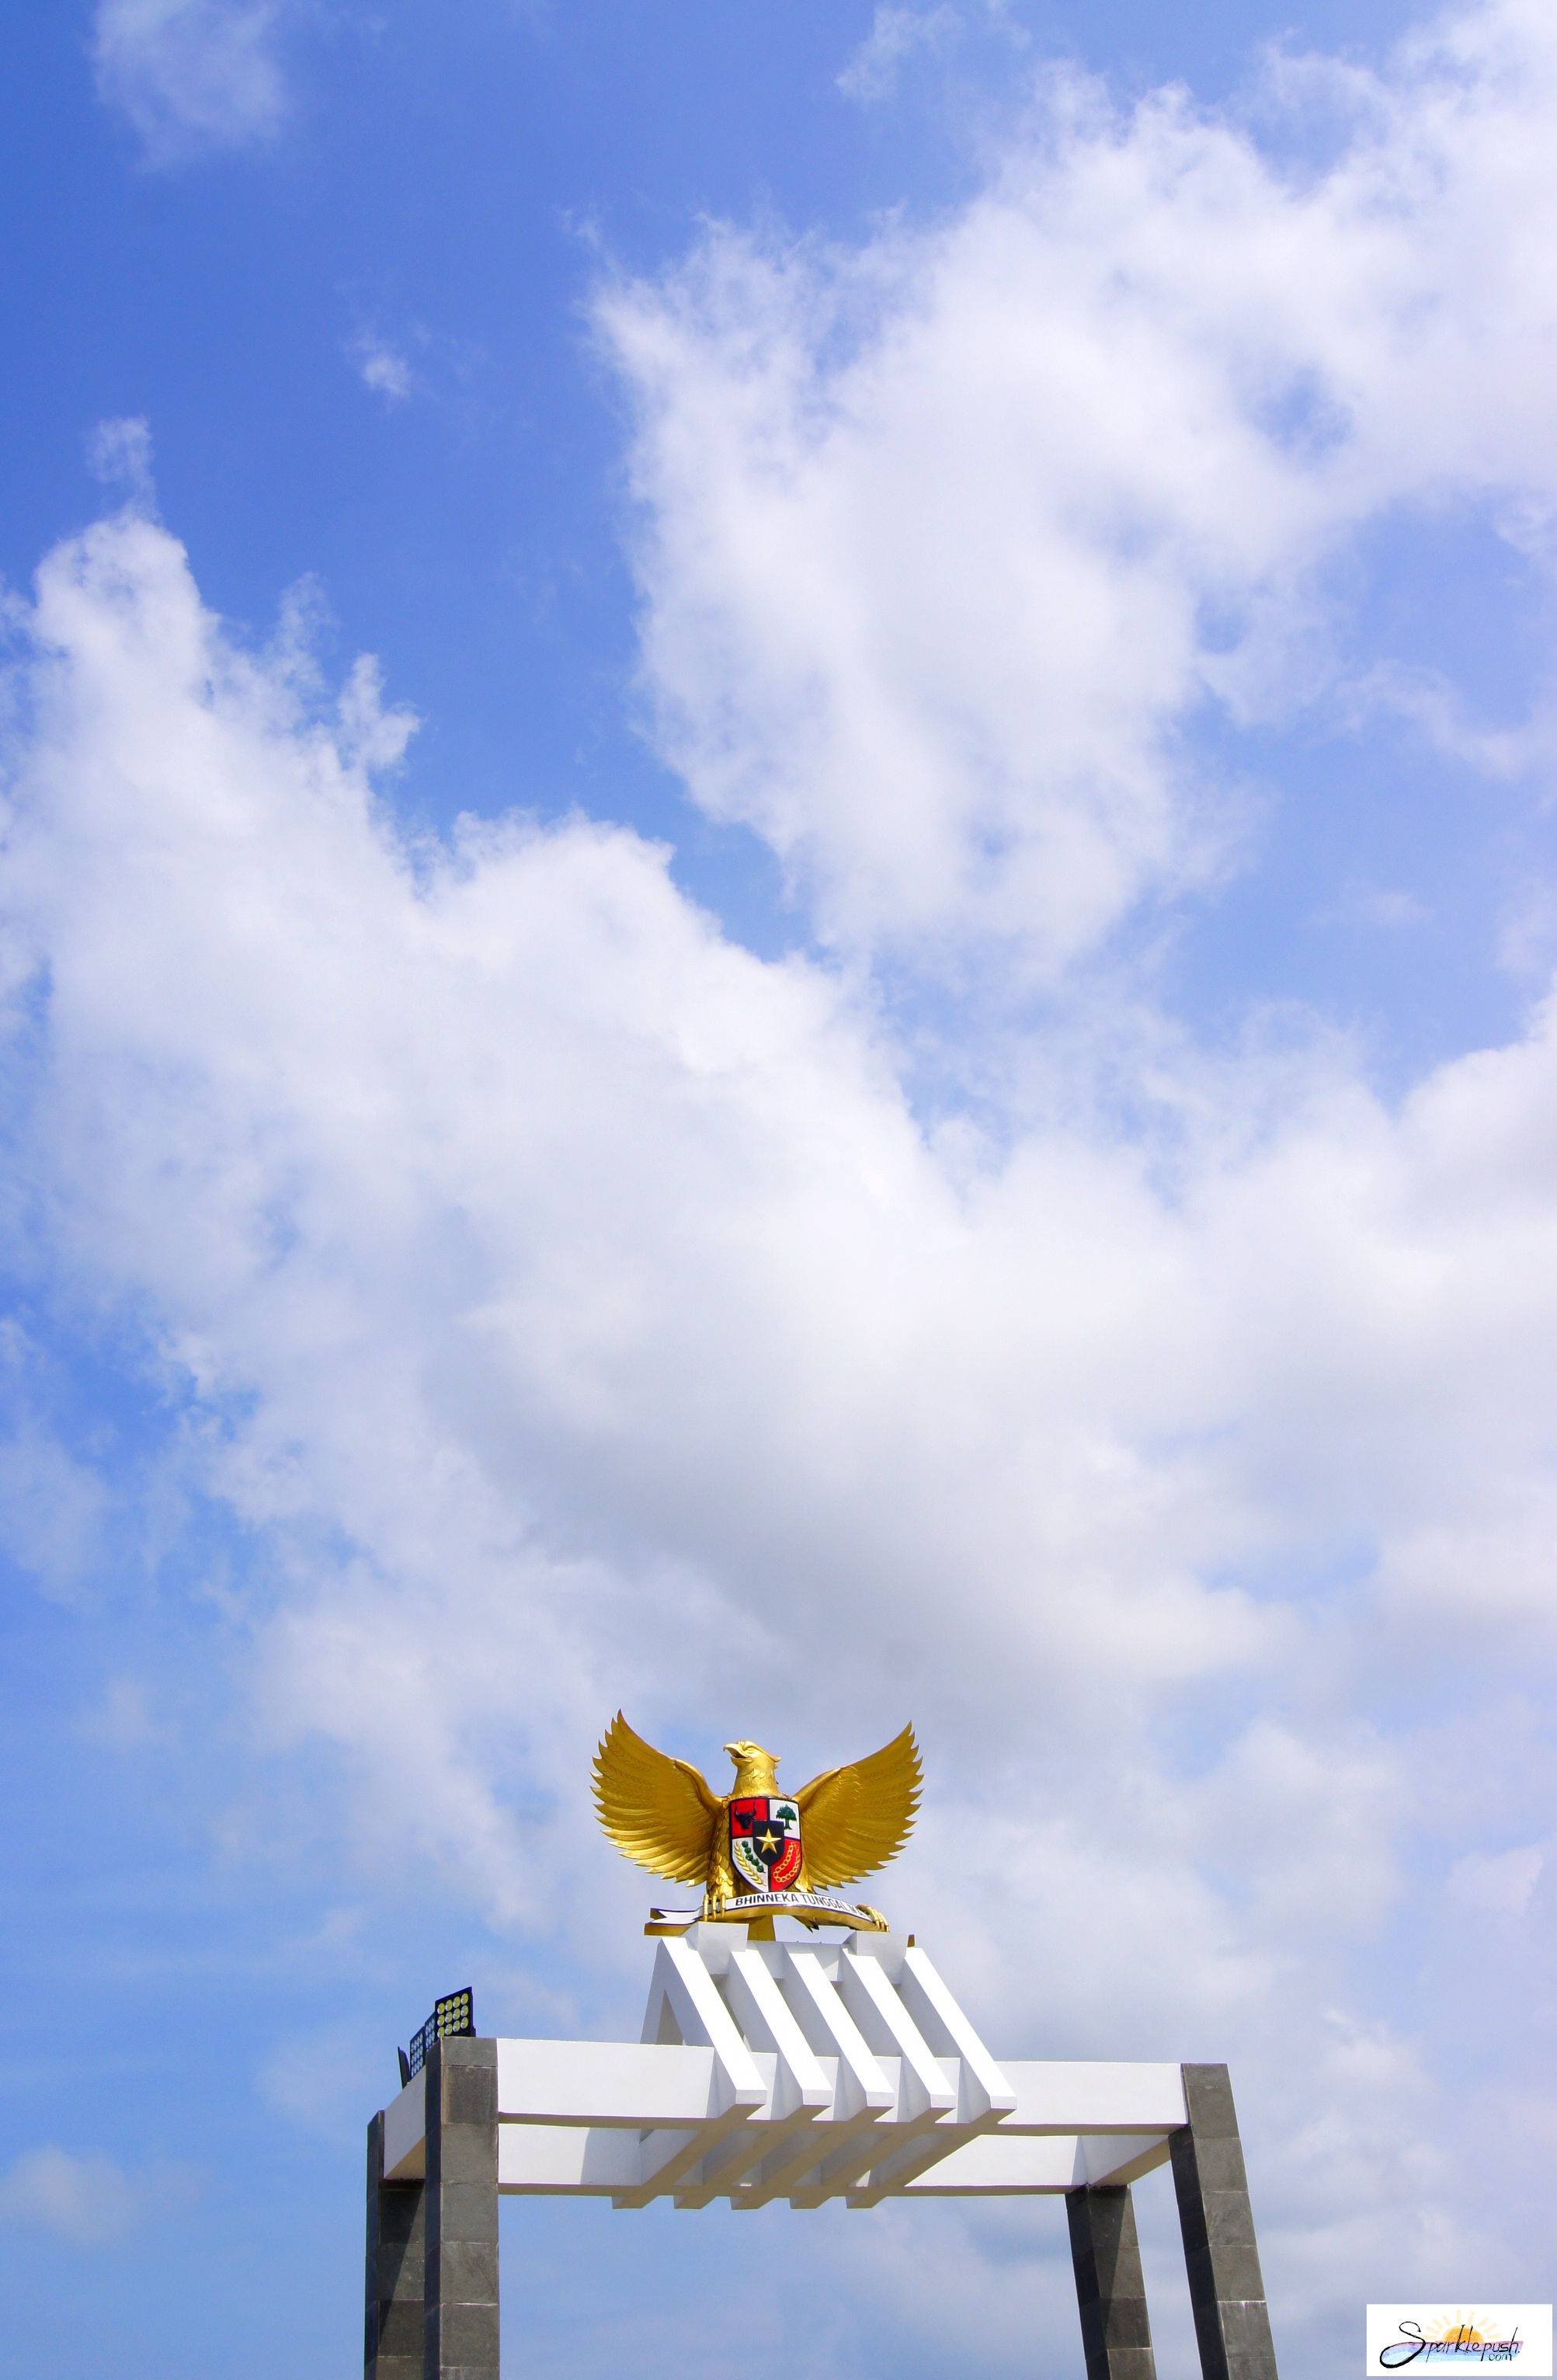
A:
[593,1714,921,1936]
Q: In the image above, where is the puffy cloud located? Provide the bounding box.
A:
[18,2,1557,2342]
[599,0,1557,970]
[92,0,287,165]
[4,499,1556,2349]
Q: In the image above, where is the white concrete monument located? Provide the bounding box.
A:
[366,1719,1280,2380]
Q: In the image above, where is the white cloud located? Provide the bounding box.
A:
[343,320,488,415]
[85,416,156,510]
[92,0,287,165]
[4,501,1557,2345]
[599,0,1557,972]
[837,5,963,104]
[350,332,415,405]
[1446,1842,1545,1915]
[0,1420,109,1605]
[0,2148,197,2246]
[16,2,1557,2347]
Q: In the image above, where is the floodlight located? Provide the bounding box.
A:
[398,1986,475,2085]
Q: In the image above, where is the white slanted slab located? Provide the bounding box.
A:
[433,1925,1187,2208]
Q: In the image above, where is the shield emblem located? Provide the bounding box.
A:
[729,1796,803,1895]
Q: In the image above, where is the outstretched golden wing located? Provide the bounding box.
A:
[593,1711,722,1885]
[795,1723,922,1888]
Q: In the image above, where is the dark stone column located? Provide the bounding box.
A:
[1066,2183,1158,2380]
[1171,2064,1279,2380]
[424,2037,500,2380]
[365,2110,425,2380]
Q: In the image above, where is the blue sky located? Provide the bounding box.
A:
[2,2,1556,2375]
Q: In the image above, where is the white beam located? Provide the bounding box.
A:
[898,1946,1016,2123]
[732,2098,885,2208]
[895,2131,1173,2194]
[1081,2132,1176,2187]
[499,2124,642,2195]
[725,1947,832,2121]
[673,2096,822,2208]
[639,1938,767,2116]
[497,2039,720,2128]
[996,2062,1187,2134]
[837,1949,955,2121]
[384,1937,1194,2208]
[779,1947,895,2120]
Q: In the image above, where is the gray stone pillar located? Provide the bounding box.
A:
[424,2036,500,2380]
[365,2110,425,2380]
[1066,2183,1158,2380]
[1170,2064,1279,2380]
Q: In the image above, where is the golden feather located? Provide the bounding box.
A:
[593,1714,921,1909]
[592,1711,721,1885]
[795,1723,922,1889]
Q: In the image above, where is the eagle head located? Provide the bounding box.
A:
[723,1738,781,1794]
